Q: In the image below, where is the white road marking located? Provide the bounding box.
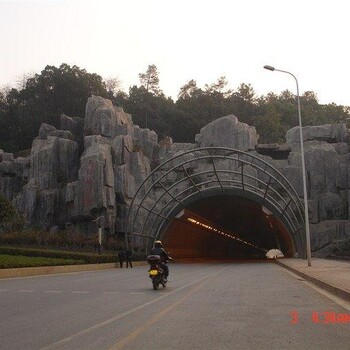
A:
[18,290,34,293]
[300,280,350,312]
[71,291,89,294]
[109,267,217,350]
[44,291,63,293]
[40,264,231,350]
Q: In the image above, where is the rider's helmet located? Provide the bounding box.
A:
[154,240,163,248]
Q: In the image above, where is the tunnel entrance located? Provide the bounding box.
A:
[126,147,305,259]
[162,195,294,259]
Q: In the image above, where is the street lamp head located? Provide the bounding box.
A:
[263,65,275,71]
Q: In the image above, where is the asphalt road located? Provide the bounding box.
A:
[0,261,349,350]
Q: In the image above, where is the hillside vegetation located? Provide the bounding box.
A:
[1,63,349,153]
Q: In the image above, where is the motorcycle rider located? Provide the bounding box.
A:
[150,240,171,281]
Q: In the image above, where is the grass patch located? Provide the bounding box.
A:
[0,246,117,264]
[0,254,85,269]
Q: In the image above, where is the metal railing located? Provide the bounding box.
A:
[126,147,305,256]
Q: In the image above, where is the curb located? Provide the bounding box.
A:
[0,261,147,279]
[275,259,350,302]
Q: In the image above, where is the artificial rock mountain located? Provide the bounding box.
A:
[0,96,349,257]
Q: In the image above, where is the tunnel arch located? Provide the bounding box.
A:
[126,147,306,259]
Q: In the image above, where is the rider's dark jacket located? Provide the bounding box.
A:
[150,247,170,262]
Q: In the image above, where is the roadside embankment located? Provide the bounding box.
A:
[275,258,350,302]
[0,261,147,279]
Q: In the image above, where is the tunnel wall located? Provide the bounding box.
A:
[163,219,217,258]
[162,217,267,259]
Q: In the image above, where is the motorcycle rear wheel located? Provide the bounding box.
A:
[152,278,159,290]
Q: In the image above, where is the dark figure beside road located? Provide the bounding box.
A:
[125,248,133,268]
[118,249,125,268]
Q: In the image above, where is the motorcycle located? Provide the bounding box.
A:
[147,254,168,290]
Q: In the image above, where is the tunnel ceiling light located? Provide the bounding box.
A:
[186,217,267,252]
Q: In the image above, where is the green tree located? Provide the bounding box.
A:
[138,64,162,95]
[227,83,258,126]
[177,79,200,99]
[0,64,110,152]
[176,76,233,136]
[255,103,284,143]
[0,195,24,233]
[2,63,350,153]
[322,102,350,124]
[204,76,231,97]
[104,76,123,97]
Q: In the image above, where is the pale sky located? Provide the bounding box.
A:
[1,0,349,106]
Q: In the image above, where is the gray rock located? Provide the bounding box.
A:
[0,155,30,200]
[286,124,348,144]
[111,135,133,166]
[30,136,79,189]
[84,96,119,139]
[66,181,78,203]
[115,106,133,125]
[195,115,258,151]
[37,123,57,140]
[308,199,319,224]
[311,220,350,251]
[133,126,158,161]
[11,134,79,227]
[115,203,129,232]
[130,151,151,192]
[333,143,349,155]
[74,137,115,217]
[337,163,348,189]
[0,160,16,176]
[115,123,135,138]
[48,130,74,141]
[289,141,340,197]
[13,179,39,226]
[318,192,345,221]
[3,94,350,254]
[3,153,14,162]
[84,96,133,140]
[60,114,84,145]
[280,166,304,197]
[114,164,135,202]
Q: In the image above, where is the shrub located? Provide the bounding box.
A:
[0,195,24,233]
[0,246,118,264]
[0,254,86,268]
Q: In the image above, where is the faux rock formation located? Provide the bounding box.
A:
[286,123,348,144]
[1,95,350,258]
[195,114,258,151]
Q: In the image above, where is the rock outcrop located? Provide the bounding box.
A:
[1,96,350,257]
[286,123,348,144]
[1,96,153,233]
[195,115,258,151]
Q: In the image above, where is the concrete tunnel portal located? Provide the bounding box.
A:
[162,195,295,260]
[127,147,305,260]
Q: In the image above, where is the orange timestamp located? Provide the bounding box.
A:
[290,310,350,324]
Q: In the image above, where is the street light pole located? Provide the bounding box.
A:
[263,65,312,266]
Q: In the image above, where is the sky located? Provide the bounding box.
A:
[0,0,349,106]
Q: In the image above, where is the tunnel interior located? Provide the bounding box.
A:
[162,195,295,260]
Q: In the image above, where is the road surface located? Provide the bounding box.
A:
[0,261,349,349]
